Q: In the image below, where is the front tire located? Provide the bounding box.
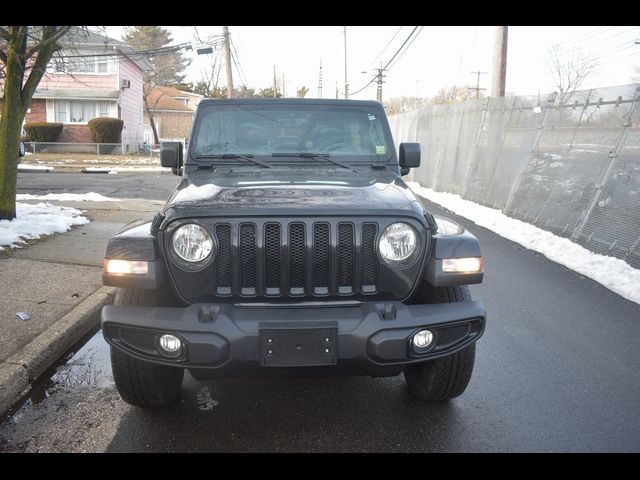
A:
[110,287,184,408]
[403,285,477,402]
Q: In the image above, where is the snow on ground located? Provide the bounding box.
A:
[16,192,119,202]
[17,164,54,172]
[407,181,640,306]
[112,167,170,173]
[0,202,89,250]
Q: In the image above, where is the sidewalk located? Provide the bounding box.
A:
[19,152,170,174]
[0,198,164,415]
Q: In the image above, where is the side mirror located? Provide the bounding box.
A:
[160,141,183,173]
[399,142,420,170]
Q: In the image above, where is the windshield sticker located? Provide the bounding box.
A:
[376,145,386,155]
[368,114,376,121]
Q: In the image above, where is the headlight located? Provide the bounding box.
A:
[172,223,213,262]
[379,222,417,264]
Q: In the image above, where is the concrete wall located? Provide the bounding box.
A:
[389,83,640,269]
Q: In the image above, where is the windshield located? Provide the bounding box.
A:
[191,104,391,160]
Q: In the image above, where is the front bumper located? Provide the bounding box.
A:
[101,300,485,377]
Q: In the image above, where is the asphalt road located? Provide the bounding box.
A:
[2,173,639,452]
[17,171,180,200]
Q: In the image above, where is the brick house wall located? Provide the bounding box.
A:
[57,125,92,143]
[24,99,46,123]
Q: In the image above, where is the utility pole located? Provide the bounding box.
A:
[470,71,488,99]
[223,26,234,98]
[375,65,385,102]
[491,26,508,97]
[335,82,338,99]
[273,65,277,98]
[282,72,285,98]
[318,59,323,98]
[343,26,349,98]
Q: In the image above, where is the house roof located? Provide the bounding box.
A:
[146,86,194,112]
[59,28,153,72]
[155,86,204,101]
[33,89,120,100]
[60,28,123,47]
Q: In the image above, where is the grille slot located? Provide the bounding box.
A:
[313,223,331,295]
[337,223,354,294]
[209,220,383,298]
[239,224,257,295]
[264,223,281,295]
[361,223,378,293]
[215,224,232,295]
[289,222,306,295]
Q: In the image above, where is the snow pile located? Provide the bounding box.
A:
[0,202,89,250]
[16,192,119,202]
[18,164,54,172]
[407,181,640,306]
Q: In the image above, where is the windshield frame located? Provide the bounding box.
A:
[186,100,397,167]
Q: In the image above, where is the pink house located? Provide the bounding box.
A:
[24,30,151,151]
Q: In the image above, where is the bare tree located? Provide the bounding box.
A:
[547,44,598,104]
[0,26,75,220]
[431,85,479,105]
[195,51,223,98]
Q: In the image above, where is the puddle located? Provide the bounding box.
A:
[196,386,220,411]
[5,329,113,422]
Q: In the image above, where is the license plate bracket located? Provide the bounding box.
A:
[260,327,337,366]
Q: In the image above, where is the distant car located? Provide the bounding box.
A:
[18,141,25,163]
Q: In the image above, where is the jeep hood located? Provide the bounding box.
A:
[162,170,425,223]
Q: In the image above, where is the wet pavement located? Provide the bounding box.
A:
[1,195,640,452]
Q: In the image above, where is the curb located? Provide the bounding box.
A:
[0,285,116,416]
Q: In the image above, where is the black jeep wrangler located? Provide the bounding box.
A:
[101,99,485,408]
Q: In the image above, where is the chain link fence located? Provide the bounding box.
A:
[389,83,640,269]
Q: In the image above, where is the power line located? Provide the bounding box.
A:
[230,38,249,87]
[552,27,639,56]
[386,26,424,71]
[383,26,419,71]
[365,26,403,69]
[552,26,617,48]
[349,26,423,98]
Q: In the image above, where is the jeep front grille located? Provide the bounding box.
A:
[212,220,379,298]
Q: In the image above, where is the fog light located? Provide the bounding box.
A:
[159,334,182,353]
[412,329,434,350]
[442,257,483,273]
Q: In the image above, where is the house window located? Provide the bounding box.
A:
[98,101,110,117]
[55,101,68,123]
[53,100,113,124]
[96,56,108,73]
[52,51,111,74]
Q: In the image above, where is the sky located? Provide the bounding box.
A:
[105,26,640,100]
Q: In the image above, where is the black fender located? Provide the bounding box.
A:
[424,216,484,287]
[103,218,167,289]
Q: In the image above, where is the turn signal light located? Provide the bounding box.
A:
[442,257,483,273]
[104,259,149,275]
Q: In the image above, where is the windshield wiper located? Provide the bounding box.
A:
[271,152,356,172]
[195,153,271,168]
